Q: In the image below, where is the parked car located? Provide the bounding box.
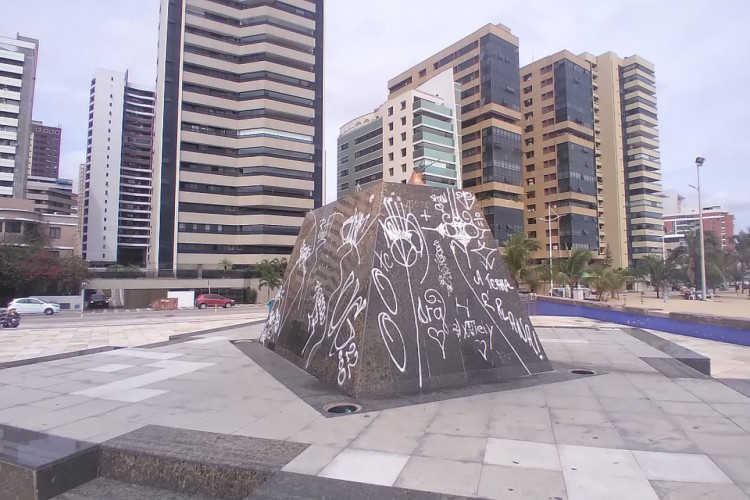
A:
[88,293,110,309]
[195,294,235,309]
[8,297,61,315]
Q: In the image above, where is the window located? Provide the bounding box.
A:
[523,86,532,94]
[388,122,394,131]
[401,148,407,157]
[525,164,535,172]
[338,182,349,190]
[419,69,427,77]
[541,78,553,87]
[4,221,21,233]
[388,106,393,116]
[400,100,406,110]
[523,73,532,82]
[542,118,555,127]
[543,145,556,154]
[523,98,533,107]
[528,231,537,238]
[388,153,394,161]
[526,191,536,199]
[49,227,61,239]
[401,164,407,173]
[541,91,553,101]
[544,159,557,168]
[527,218,536,225]
[388,138,394,146]
[526,178,535,186]
[388,167,394,176]
[400,116,406,126]
[541,64,552,74]
[543,173,557,182]
[527,204,537,211]
[544,187,557,195]
[400,132,406,141]
[542,104,554,114]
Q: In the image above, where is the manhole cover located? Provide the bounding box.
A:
[324,403,361,415]
[569,369,596,375]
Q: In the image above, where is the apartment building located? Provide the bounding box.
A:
[337,69,461,196]
[664,206,735,251]
[82,69,155,267]
[520,51,662,268]
[149,0,324,274]
[386,24,523,245]
[28,120,61,178]
[26,176,75,215]
[0,34,38,199]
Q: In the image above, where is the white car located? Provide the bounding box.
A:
[9,298,61,315]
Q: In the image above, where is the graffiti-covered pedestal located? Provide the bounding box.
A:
[261,183,552,398]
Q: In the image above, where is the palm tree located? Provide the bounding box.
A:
[553,248,593,291]
[258,258,283,301]
[502,233,541,288]
[585,266,630,301]
[735,228,750,298]
[669,230,719,286]
[638,255,675,298]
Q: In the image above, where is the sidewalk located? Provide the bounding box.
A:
[0,307,269,365]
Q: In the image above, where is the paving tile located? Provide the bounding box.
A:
[675,379,750,404]
[478,465,567,500]
[484,438,560,471]
[712,403,750,419]
[394,456,482,496]
[558,444,659,500]
[650,481,749,500]
[655,401,723,417]
[281,444,343,475]
[415,433,486,463]
[552,422,626,448]
[319,448,409,486]
[350,426,422,455]
[632,450,732,483]
[291,413,375,446]
[709,455,750,485]
[488,418,555,444]
[550,408,611,426]
[427,410,490,437]
[545,394,602,410]
[86,363,134,373]
[673,415,747,435]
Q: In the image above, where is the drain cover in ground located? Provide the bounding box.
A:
[261,183,551,398]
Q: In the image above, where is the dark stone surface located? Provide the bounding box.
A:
[234,339,593,417]
[624,328,711,376]
[245,471,478,499]
[0,346,122,370]
[54,477,210,499]
[260,183,551,399]
[100,426,307,499]
[0,424,99,499]
[640,357,707,379]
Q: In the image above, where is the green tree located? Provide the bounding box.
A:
[585,266,630,301]
[553,248,593,290]
[258,258,284,301]
[736,228,750,298]
[669,230,720,287]
[638,255,676,298]
[501,233,541,288]
[217,258,234,278]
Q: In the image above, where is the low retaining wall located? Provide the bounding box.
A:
[532,296,750,347]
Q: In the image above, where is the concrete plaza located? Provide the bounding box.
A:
[1,318,750,498]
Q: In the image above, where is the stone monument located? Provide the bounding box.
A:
[261,183,552,398]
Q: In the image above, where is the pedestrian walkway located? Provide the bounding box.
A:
[1,321,749,498]
[0,307,269,365]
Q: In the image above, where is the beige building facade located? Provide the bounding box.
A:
[520,51,661,268]
[386,24,524,246]
[150,0,323,273]
[0,198,76,256]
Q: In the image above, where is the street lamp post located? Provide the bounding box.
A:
[537,205,561,294]
[695,156,708,301]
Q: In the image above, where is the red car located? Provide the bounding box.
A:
[195,294,235,309]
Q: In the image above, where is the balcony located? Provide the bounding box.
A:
[414,146,455,163]
[414,130,454,148]
[413,115,453,133]
[414,99,453,118]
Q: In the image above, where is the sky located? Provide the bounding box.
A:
[2,0,749,230]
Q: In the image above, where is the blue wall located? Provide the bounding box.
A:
[534,300,750,347]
